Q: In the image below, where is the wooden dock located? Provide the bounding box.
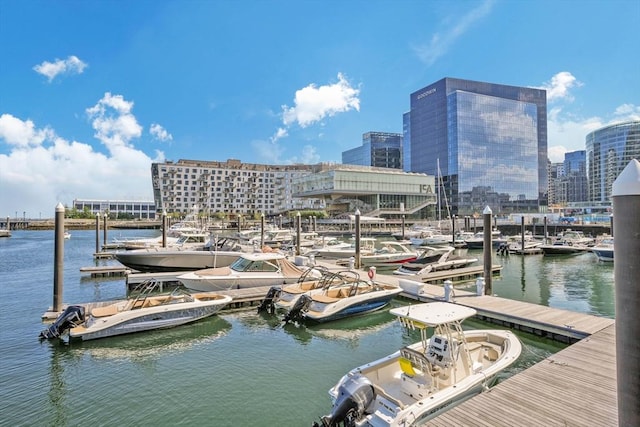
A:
[428,324,617,426]
[79,265,130,278]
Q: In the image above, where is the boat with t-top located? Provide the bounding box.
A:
[314,302,522,427]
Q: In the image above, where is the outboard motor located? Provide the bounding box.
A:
[283,294,312,323]
[39,305,85,340]
[314,375,375,427]
[257,286,281,313]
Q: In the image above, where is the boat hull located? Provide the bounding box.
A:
[69,297,231,341]
[178,273,299,292]
[115,250,241,272]
[303,289,403,323]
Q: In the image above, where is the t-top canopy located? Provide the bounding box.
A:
[390,302,476,326]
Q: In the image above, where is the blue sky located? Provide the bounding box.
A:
[1,0,639,218]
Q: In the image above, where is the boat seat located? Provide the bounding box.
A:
[91,304,119,318]
[399,357,432,399]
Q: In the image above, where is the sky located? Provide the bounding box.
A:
[1,0,639,218]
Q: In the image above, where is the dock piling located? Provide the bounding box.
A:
[613,158,640,427]
[483,206,493,294]
[53,203,65,312]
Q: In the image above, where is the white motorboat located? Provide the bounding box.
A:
[112,231,211,251]
[114,236,249,272]
[0,229,11,238]
[359,241,420,268]
[257,266,344,313]
[310,237,377,259]
[591,237,614,262]
[409,230,452,246]
[393,246,478,276]
[463,230,506,249]
[281,270,403,323]
[39,280,232,341]
[315,302,522,427]
[64,231,71,239]
[177,252,320,292]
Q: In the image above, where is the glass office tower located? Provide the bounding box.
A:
[342,132,403,169]
[409,78,547,216]
[586,120,640,203]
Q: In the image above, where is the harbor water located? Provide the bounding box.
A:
[0,230,614,426]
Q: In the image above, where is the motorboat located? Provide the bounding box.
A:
[256,266,341,313]
[391,224,434,241]
[0,228,10,238]
[310,237,377,259]
[64,231,71,239]
[591,237,614,262]
[177,252,320,292]
[39,280,232,341]
[554,229,595,246]
[114,236,249,272]
[112,231,211,251]
[464,230,506,249]
[281,270,403,323]
[409,230,452,247]
[393,246,478,276]
[359,241,421,268]
[314,302,522,427]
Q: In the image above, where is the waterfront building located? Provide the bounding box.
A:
[151,159,324,217]
[406,77,548,216]
[292,163,436,218]
[72,199,156,219]
[586,120,640,203]
[342,131,403,169]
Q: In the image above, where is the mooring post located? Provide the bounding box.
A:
[260,213,265,249]
[354,209,361,269]
[162,210,167,248]
[483,206,492,294]
[451,215,456,245]
[95,213,100,254]
[401,214,405,240]
[613,159,640,427]
[543,216,548,244]
[5,216,9,231]
[520,215,525,253]
[53,203,65,313]
[102,213,108,250]
[296,212,301,256]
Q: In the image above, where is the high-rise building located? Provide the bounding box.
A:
[586,120,640,203]
[342,131,403,169]
[407,77,547,216]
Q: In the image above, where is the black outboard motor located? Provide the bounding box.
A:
[39,305,85,340]
[283,294,312,323]
[257,286,281,313]
[313,375,375,427]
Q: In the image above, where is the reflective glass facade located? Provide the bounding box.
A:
[409,78,547,215]
[342,132,403,169]
[586,120,640,203]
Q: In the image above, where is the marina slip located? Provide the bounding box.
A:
[1,225,618,426]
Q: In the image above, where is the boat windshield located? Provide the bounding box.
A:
[231,257,280,272]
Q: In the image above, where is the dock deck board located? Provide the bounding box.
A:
[428,324,617,426]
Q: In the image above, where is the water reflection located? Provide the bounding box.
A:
[44,316,232,362]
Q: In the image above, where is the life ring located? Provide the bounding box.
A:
[368,269,375,279]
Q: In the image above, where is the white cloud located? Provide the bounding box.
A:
[540,71,583,102]
[150,123,173,142]
[33,55,88,82]
[0,95,164,217]
[0,114,55,147]
[279,72,360,130]
[86,93,143,150]
[412,0,495,66]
